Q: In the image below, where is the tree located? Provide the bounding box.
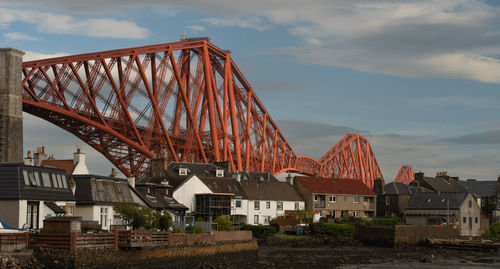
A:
[214,216,233,231]
[114,203,173,231]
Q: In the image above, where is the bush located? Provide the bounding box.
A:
[114,203,172,231]
[309,223,355,238]
[214,217,233,231]
[485,222,500,239]
[185,224,204,234]
[241,224,276,238]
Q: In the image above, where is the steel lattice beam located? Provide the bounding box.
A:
[394,165,414,185]
[20,40,384,187]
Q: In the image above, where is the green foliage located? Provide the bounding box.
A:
[114,203,172,231]
[309,222,356,238]
[367,216,400,226]
[185,224,204,234]
[485,222,500,239]
[214,216,233,231]
[296,210,315,224]
[241,224,276,238]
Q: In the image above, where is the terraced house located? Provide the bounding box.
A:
[294,176,376,219]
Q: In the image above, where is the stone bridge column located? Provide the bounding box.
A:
[0,48,24,162]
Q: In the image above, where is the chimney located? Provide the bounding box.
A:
[24,151,34,166]
[286,174,294,185]
[150,157,168,177]
[414,171,424,182]
[128,176,135,188]
[109,168,117,177]
[236,172,241,183]
[34,146,48,166]
[72,148,89,175]
[373,178,384,194]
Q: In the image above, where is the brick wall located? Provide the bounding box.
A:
[355,225,459,247]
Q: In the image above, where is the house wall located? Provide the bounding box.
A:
[173,175,212,213]
[0,200,20,228]
[405,209,460,226]
[245,200,305,225]
[293,180,313,210]
[313,193,376,218]
[458,193,481,237]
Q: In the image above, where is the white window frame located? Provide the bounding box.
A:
[266,201,270,209]
[295,202,299,210]
[216,169,224,177]
[254,215,259,224]
[353,196,359,203]
[330,196,336,202]
[254,201,260,210]
[277,202,283,211]
[314,195,318,201]
[235,200,242,208]
[385,196,390,206]
[179,168,188,176]
[354,211,359,217]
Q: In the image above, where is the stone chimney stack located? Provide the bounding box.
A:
[34,146,48,166]
[150,157,168,177]
[0,48,24,163]
[24,151,34,166]
[373,178,384,194]
[109,168,117,177]
[286,174,294,185]
[72,148,89,175]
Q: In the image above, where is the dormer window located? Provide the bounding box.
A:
[97,180,104,192]
[147,187,152,195]
[115,183,122,193]
[179,168,188,176]
[216,169,224,177]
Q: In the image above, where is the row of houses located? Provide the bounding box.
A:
[1,147,499,237]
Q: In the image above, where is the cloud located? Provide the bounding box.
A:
[414,96,497,109]
[443,130,500,144]
[23,51,69,61]
[277,119,364,140]
[186,25,205,32]
[252,80,305,92]
[4,32,38,41]
[0,6,150,39]
[201,17,270,31]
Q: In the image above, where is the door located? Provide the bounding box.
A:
[26,201,40,229]
[469,217,472,229]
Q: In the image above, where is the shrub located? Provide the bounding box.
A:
[485,222,500,239]
[214,216,233,231]
[114,203,173,231]
[241,224,276,238]
[185,224,204,234]
[309,223,355,238]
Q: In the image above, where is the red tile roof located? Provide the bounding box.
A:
[41,160,75,175]
[296,176,376,196]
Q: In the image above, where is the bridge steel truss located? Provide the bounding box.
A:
[20,40,383,187]
[394,165,414,184]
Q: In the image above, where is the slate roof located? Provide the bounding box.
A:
[41,160,75,175]
[296,176,376,196]
[0,162,75,201]
[229,171,278,181]
[406,192,469,210]
[459,180,499,197]
[384,182,433,195]
[166,162,222,178]
[240,180,303,201]
[412,176,468,193]
[45,201,66,214]
[199,177,248,198]
[73,175,136,205]
[133,183,188,211]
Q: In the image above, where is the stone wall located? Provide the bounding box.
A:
[168,233,215,247]
[213,231,252,242]
[355,225,459,247]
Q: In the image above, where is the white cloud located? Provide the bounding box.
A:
[414,95,497,109]
[186,25,205,32]
[0,6,150,39]
[23,51,69,62]
[4,32,38,41]
[201,16,270,31]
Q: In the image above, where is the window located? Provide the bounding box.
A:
[51,173,59,188]
[254,201,260,210]
[26,201,39,229]
[330,211,336,218]
[28,171,37,186]
[353,196,359,203]
[354,211,359,217]
[115,183,122,193]
[67,205,74,216]
[463,217,466,223]
[364,197,369,202]
[33,172,41,186]
[254,215,259,224]
[100,207,108,227]
[475,217,478,224]
[179,168,188,176]
[277,202,283,211]
[216,169,224,177]
[147,187,152,195]
[264,216,271,224]
[385,196,390,206]
[266,201,270,209]
[314,195,318,201]
[341,210,349,217]
[41,172,51,187]
[295,202,299,210]
[22,170,30,186]
[235,200,242,208]
[57,174,63,189]
[330,196,336,202]
[97,180,104,192]
[469,200,472,208]
[59,174,67,189]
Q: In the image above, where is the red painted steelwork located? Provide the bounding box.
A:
[20,40,383,187]
[394,165,414,184]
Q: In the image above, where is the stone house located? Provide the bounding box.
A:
[404,192,482,236]
[459,177,500,222]
[410,171,468,193]
[0,162,75,230]
[294,176,376,219]
[374,179,432,217]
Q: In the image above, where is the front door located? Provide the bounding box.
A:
[26,201,39,229]
[469,217,472,229]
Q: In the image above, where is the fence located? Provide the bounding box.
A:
[0,233,29,252]
[119,230,170,247]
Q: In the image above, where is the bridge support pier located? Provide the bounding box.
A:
[0,48,24,163]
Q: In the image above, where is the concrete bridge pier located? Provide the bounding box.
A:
[0,48,24,163]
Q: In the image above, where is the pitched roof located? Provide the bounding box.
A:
[384,182,433,195]
[133,184,188,211]
[459,180,499,197]
[412,176,468,193]
[73,175,136,205]
[296,176,376,196]
[199,177,248,198]
[240,180,303,201]
[406,192,469,210]
[41,160,75,175]
[45,201,66,214]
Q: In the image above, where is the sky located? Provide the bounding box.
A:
[3,0,500,181]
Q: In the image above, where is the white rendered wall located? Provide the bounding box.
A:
[173,175,212,213]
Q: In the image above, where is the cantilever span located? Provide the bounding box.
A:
[394,165,414,185]
[20,40,383,187]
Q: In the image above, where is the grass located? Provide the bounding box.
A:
[274,233,310,239]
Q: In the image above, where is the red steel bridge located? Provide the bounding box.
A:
[394,165,414,184]
[20,39,383,187]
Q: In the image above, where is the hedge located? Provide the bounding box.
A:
[485,222,500,239]
[309,223,355,238]
[241,224,276,238]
